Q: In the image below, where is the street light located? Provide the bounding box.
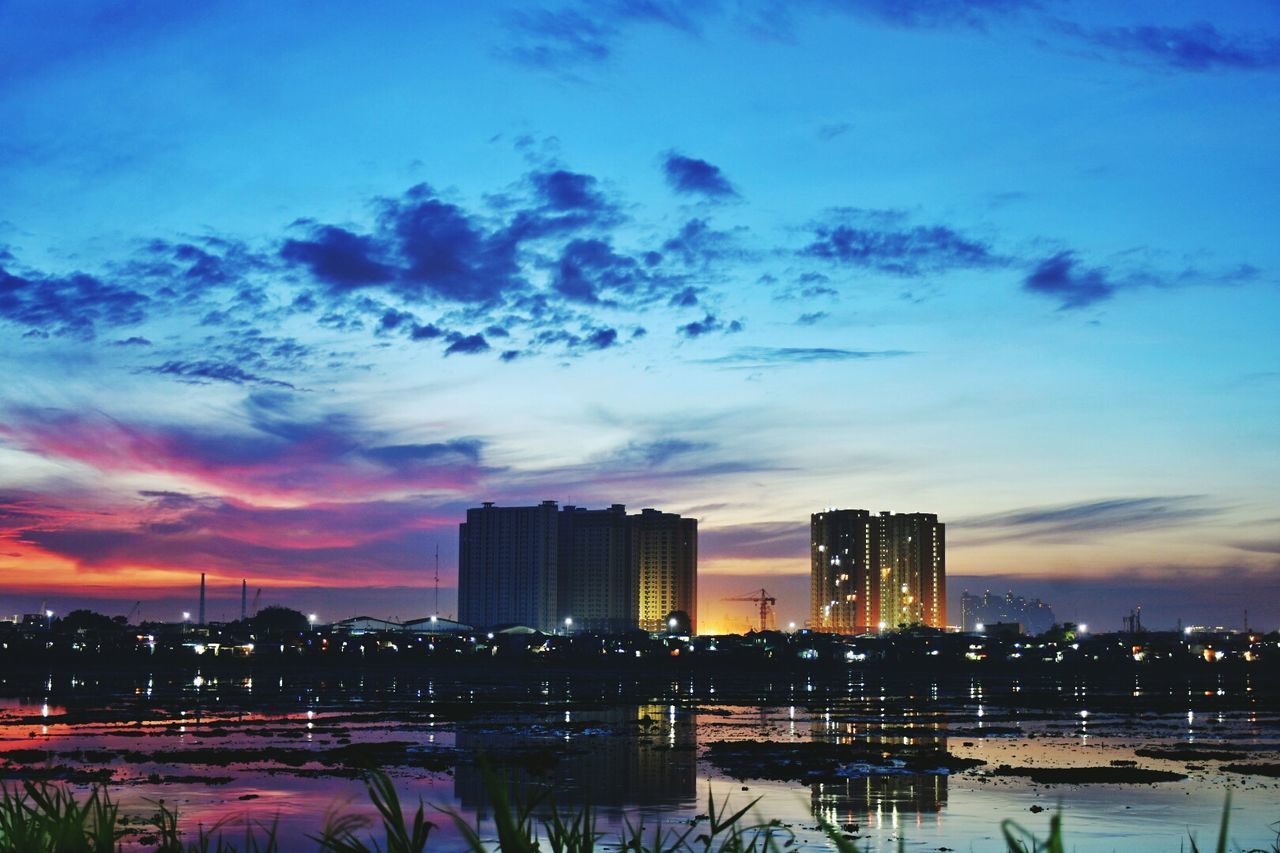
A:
[668,617,678,631]
[308,614,318,629]
[182,611,191,623]
[564,617,573,635]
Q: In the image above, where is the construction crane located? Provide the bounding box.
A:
[251,588,262,617]
[125,601,141,625]
[723,588,777,633]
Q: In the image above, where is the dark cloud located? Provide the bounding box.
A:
[112,336,152,347]
[1023,251,1115,309]
[377,308,416,333]
[505,168,623,242]
[1024,251,1263,310]
[530,169,609,213]
[362,439,483,468]
[659,218,744,267]
[1053,20,1280,72]
[796,311,828,325]
[668,287,699,307]
[958,496,1222,543]
[410,322,444,340]
[802,209,1001,276]
[699,346,911,367]
[0,261,149,339]
[551,238,648,304]
[382,185,524,303]
[663,152,738,199]
[280,185,525,305]
[140,360,296,389]
[504,8,618,68]
[677,313,743,338]
[617,438,712,467]
[131,238,265,297]
[584,327,619,349]
[1229,539,1280,555]
[280,224,396,287]
[443,333,490,356]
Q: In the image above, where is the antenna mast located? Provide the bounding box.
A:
[434,543,440,616]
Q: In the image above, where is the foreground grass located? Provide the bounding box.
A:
[0,771,1270,852]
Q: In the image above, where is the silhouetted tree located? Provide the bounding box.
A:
[664,610,692,634]
[59,609,118,634]
[249,606,308,634]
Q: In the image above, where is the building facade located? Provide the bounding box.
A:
[631,508,698,634]
[458,501,560,632]
[559,504,633,633]
[458,501,697,634]
[810,509,945,632]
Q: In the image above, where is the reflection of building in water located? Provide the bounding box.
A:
[453,705,696,815]
[811,772,948,827]
[807,716,949,823]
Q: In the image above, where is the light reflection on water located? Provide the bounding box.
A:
[0,672,1277,851]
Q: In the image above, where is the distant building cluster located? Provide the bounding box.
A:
[810,509,946,632]
[960,590,1056,634]
[458,501,696,634]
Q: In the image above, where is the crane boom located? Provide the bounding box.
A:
[721,588,778,632]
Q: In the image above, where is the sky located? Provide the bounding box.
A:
[1,0,1278,633]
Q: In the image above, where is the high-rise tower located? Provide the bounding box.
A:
[810,509,945,632]
[458,501,697,634]
[458,501,560,632]
[559,504,633,634]
[632,509,697,634]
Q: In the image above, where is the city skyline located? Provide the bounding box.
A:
[1,2,1278,634]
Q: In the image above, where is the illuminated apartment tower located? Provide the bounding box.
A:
[458,501,560,632]
[810,509,945,632]
[631,509,697,633]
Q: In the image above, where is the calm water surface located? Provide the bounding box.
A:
[0,668,1276,851]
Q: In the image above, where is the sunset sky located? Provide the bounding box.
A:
[2,1,1277,633]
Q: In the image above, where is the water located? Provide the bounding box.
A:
[0,666,1276,850]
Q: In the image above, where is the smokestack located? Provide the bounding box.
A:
[199,573,206,626]
[241,580,247,622]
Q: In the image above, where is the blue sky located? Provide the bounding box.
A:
[1,0,1277,631]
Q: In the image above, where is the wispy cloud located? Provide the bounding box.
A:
[801,208,1003,276]
[1023,251,1263,310]
[139,360,296,389]
[1052,19,1280,72]
[957,496,1223,544]
[699,346,912,368]
[0,395,494,504]
[700,520,807,560]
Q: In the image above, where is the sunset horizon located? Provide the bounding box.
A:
[3,1,1277,634]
